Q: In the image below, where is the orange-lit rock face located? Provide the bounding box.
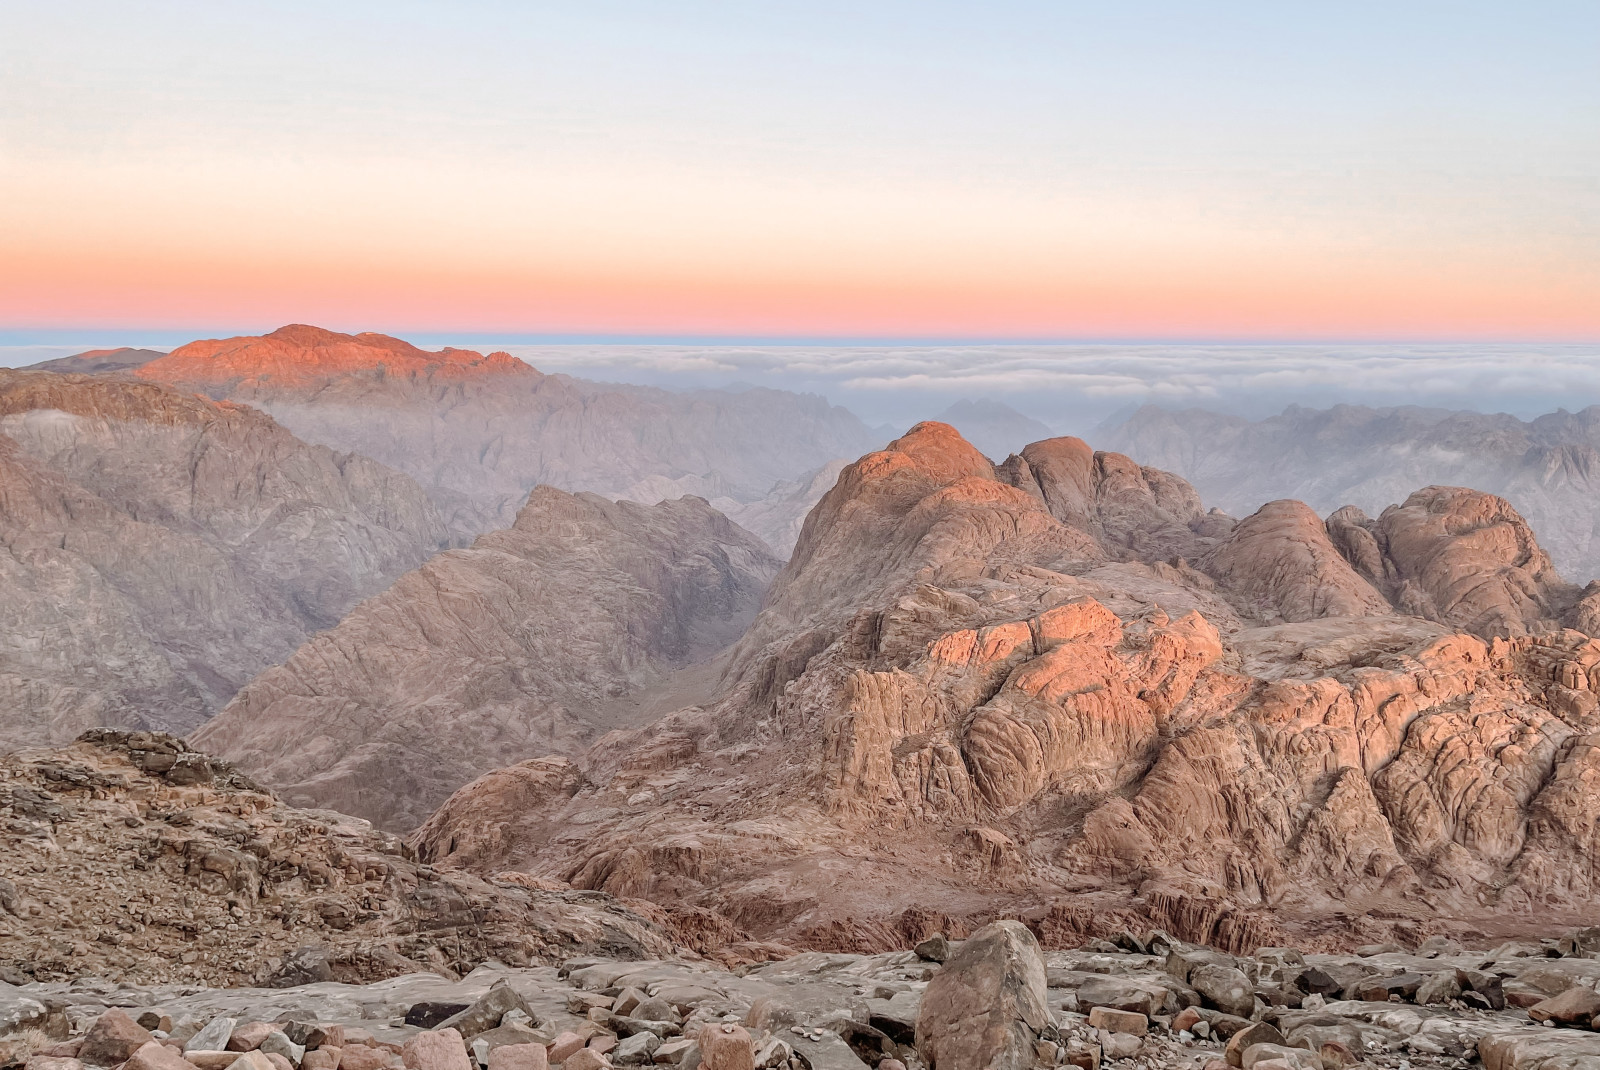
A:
[137,324,530,389]
[403,424,1600,953]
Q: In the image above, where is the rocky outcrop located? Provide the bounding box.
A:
[1375,486,1578,636]
[0,371,449,749]
[0,730,677,988]
[717,460,849,558]
[194,489,780,831]
[408,423,1600,953]
[1201,500,1390,623]
[134,326,879,538]
[1100,401,1600,584]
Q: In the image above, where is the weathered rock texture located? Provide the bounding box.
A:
[1101,401,1600,583]
[194,488,781,830]
[135,325,879,540]
[0,730,678,987]
[407,423,1600,953]
[0,371,449,749]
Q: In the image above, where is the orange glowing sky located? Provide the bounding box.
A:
[4,2,1597,340]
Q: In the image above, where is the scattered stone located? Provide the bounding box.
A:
[186,1022,237,1055]
[1075,977,1166,1018]
[1087,1008,1147,1037]
[914,934,951,964]
[1225,1022,1285,1068]
[126,1042,198,1070]
[259,1034,305,1069]
[229,1027,278,1055]
[401,1033,471,1070]
[1100,1032,1141,1060]
[486,1047,546,1070]
[562,1053,610,1070]
[612,1035,659,1066]
[1414,970,1462,1006]
[650,1040,698,1067]
[548,1036,588,1065]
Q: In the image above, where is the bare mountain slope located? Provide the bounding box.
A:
[1101,401,1600,583]
[135,325,880,539]
[408,423,1600,952]
[0,370,449,749]
[194,488,782,830]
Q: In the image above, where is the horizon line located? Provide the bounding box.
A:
[3,327,1600,349]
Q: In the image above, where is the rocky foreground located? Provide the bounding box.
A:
[6,914,1600,1070]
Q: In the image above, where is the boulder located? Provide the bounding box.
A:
[695,1026,751,1070]
[1239,1045,1318,1070]
[1415,971,1462,1006]
[1074,977,1167,1018]
[1559,928,1600,959]
[1480,1028,1600,1070]
[1190,965,1256,1019]
[439,983,535,1041]
[80,1010,159,1068]
[562,1055,609,1070]
[914,920,1050,1070]
[1225,1023,1286,1068]
[547,1036,587,1065]
[1529,986,1600,1027]
[1086,1009,1146,1037]
[612,1035,659,1067]
[400,1032,471,1070]
[228,1027,277,1055]
[915,935,952,964]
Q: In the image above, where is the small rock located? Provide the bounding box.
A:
[186,1055,240,1070]
[486,1046,546,1070]
[337,1049,394,1070]
[1099,1032,1141,1060]
[694,1025,752,1070]
[586,1040,615,1059]
[1062,1044,1099,1070]
[405,1007,472,1031]
[562,1053,609,1070]
[401,1032,471,1070]
[612,1036,658,1066]
[302,1052,338,1070]
[138,1014,175,1035]
[124,1049,191,1070]
[613,991,645,1018]
[1414,971,1461,1006]
[1087,1009,1147,1037]
[259,1035,305,1070]
[547,1036,587,1065]
[1240,1045,1317,1070]
[228,1027,277,1055]
[649,1040,697,1067]
[186,1022,238,1055]
[1224,1023,1285,1068]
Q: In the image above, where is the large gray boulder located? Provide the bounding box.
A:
[915,921,1049,1070]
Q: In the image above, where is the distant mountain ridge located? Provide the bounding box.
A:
[1100,401,1600,582]
[132,324,883,540]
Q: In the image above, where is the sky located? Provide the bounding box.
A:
[3,1,1598,341]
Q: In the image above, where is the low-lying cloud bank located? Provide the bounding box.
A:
[7,342,1599,435]
[486,342,1600,432]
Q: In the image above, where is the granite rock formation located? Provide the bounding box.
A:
[194,489,781,831]
[22,348,166,375]
[0,371,449,749]
[134,326,879,540]
[407,423,1600,953]
[1100,401,1600,583]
